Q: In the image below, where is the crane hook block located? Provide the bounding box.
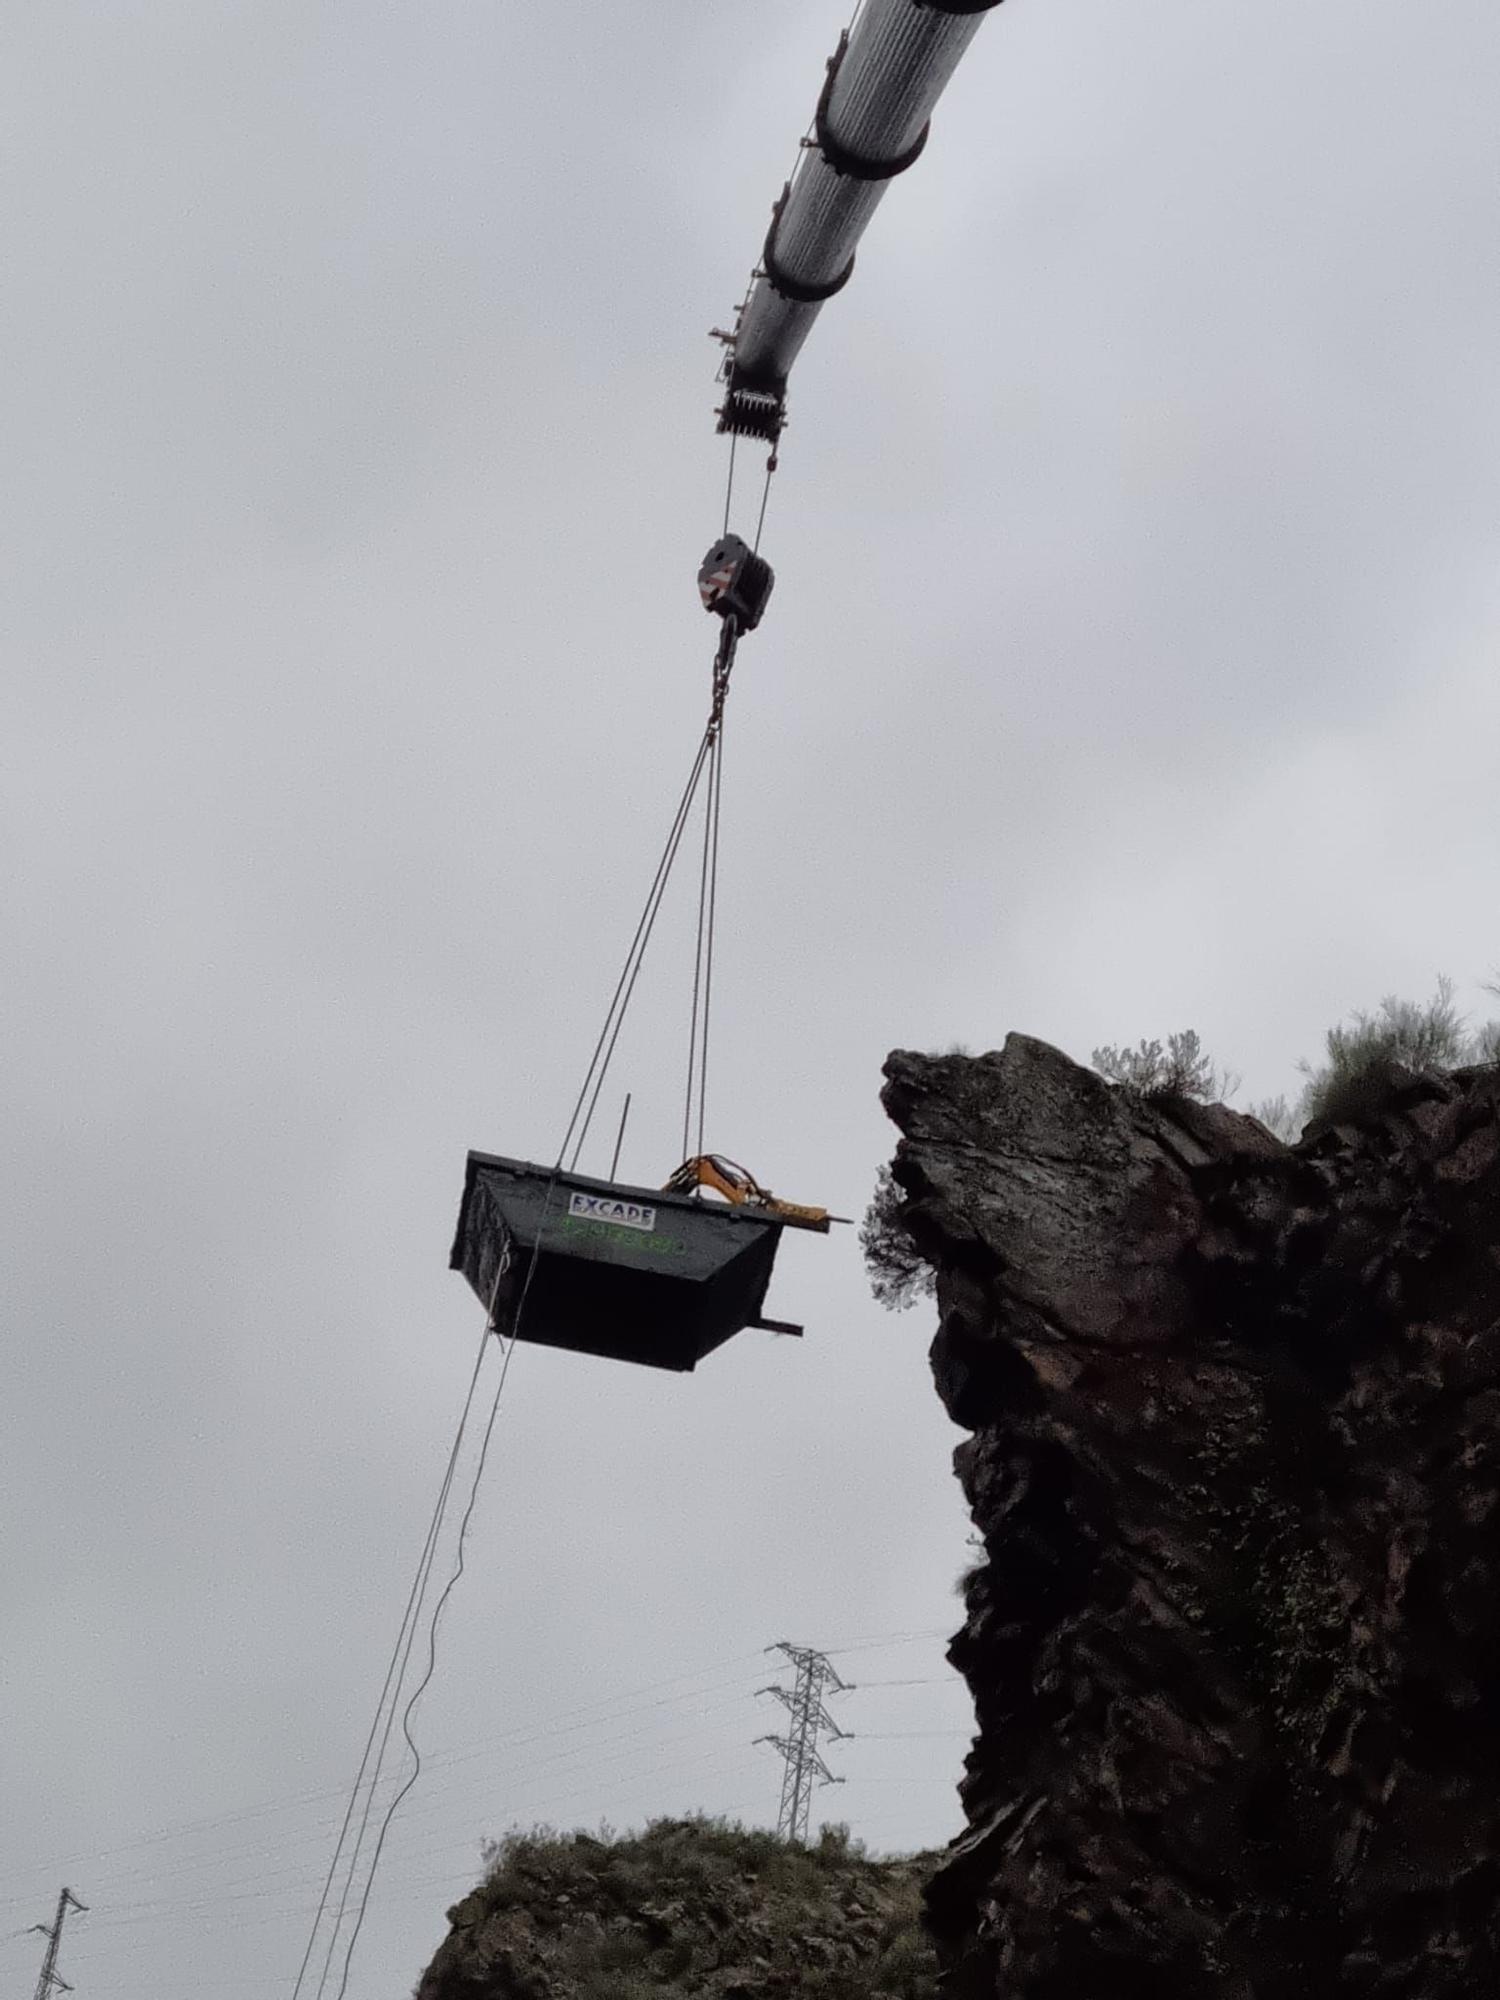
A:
[698,535,774,632]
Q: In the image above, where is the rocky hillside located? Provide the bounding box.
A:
[885,1035,1500,1998]
[415,1817,940,2000]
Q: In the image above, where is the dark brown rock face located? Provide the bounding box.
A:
[884,1035,1500,1999]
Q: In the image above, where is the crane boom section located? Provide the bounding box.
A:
[720,0,1002,441]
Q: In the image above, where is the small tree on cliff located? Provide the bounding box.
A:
[861,1164,935,1310]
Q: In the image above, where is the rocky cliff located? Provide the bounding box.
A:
[884,1035,1500,1998]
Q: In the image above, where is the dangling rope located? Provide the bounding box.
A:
[330,1312,522,2000]
[291,1316,495,2000]
[303,1210,556,2000]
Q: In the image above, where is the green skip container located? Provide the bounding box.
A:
[450,1152,802,1372]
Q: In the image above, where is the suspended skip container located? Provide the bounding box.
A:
[450,1154,810,1372]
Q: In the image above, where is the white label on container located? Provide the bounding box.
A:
[568,1191,657,1233]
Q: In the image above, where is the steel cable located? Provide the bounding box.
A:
[299,691,726,1999]
[564,723,715,1173]
[696,714,725,1164]
[332,1318,522,2000]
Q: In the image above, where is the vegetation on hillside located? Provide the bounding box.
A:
[1094,978,1500,1134]
[1296,976,1500,1125]
[419,1816,940,2000]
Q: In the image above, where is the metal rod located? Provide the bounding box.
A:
[609,1093,632,1183]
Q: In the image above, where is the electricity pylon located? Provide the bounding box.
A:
[755,1641,852,1842]
[30,1888,86,2000]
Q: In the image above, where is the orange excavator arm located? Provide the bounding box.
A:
[664,1155,844,1233]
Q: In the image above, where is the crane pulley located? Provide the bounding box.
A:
[698,534,775,635]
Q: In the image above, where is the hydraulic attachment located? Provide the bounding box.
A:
[665,1154,846,1234]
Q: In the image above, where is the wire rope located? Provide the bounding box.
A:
[332,1315,521,2000]
[312,1509,451,2000]
[325,932,670,2000]
[562,725,713,1172]
[682,736,715,1162]
[696,713,725,1164]
[751,456,776,555]
[679,623,735,1165]
[721,429,738,538]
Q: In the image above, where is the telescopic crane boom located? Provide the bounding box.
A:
[716,0,1004,444]
[677,4,1000,1274]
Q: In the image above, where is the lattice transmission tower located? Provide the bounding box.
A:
[756,1641,851,1842]
[29,1888,86,2000]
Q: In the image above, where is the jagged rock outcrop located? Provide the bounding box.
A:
[885,1035,1500,1999]
[415,1818,939,1999]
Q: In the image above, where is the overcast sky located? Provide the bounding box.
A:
[4,2,1498,1996]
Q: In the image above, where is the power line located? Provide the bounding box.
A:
[849,1676,963,1690]
[3,1630,940,1908]
[58,1703,783,1939]
[7,1624,961,1994]
[78,1707,964,1936]
[87,1687,763,1901]
[5,1645,956,1892]
[821,1627,951,1657]
[856,1731,972,1741]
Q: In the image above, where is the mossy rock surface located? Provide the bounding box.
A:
[416,1817,941,2000]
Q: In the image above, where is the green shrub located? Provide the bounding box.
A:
[861,1163,934,1312]
[1091,1028,1238,1103]
[1087,979,1500,1140]
[1299,976,1498,1126]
